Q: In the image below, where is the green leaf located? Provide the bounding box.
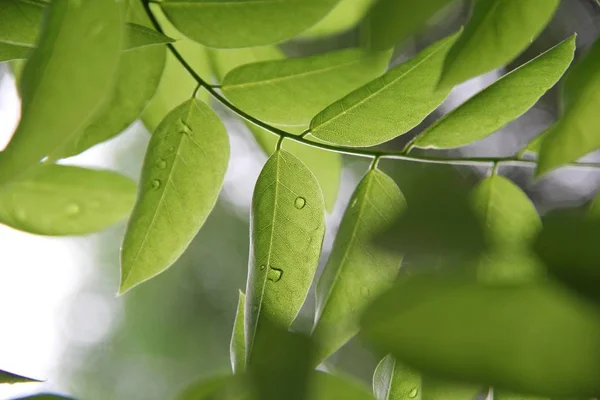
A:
[0,164,136,236]
[122,22,174,51]
[231,290,246,374]
[159,0,340,48]
[222,49,390,127]
[310,31,460,147]
[361,276,600,397]
[120,99,229,294]
[0,0,43,62]
[309,371,374,400]
[12,396,73,400]
[0,369,41,384]
[414,36,575,150]
[245,150,325,360]
[207,46,285,82]
[439,0,560,88]
[537,36,600,175]
[0,0,123,187]
[301,0,377,38]
[312,169,405,364]
[419,378,481,400]
[494,391,547,400]
[373,355,421,400]
[176,375,248,400]
[362,0,456,51]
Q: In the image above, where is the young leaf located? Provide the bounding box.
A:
[439,0,560,88]
[413,36,575,150]
[0,0,123,187]
[245,150,326,361]
[362,0,456,51]
[120,99,229,294]
[0,164,136,236]
[0,369,41,384]
[361,276,600,397]
[310,31,460,147]
[373,355,421,400]
[301,0,377,38]
[231,290,246,374]
[312,169,405,364]
[159,0,340,48]
[0,0,43,62]
[122,22,174,51]
[222,49,390,127]
[537,37,600,175]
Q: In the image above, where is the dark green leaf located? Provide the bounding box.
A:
[0,369,41,384]
[120,99,229,293]
[231,290,246,374]
[373,355,421,400]
[494,391,547,400]
[0,0,43,62]
[309,371,374,400]
[122,22,174,51]
[0,164,136,236]
[439,0,560,88]
[419,378,481,400]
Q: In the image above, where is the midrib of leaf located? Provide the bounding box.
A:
[314,42,448,131]
[121,101,196,288]
[0,39,34,47]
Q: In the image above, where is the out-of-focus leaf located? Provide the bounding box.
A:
[176,375,249,400]
[222,49,390,127]
[494,391,547,400]
[0,0,123,187]
[0,0,43,62]
[122,22,174,51]
[301,0,377,38]
[231,290,246,374]
[310,32,459,147]
[361,276,600,397]
[439,0,560,88]
[312,169,404,364]
[245,150,325,360]
[414,37,575,149]
[159,0,340,48]
[0,369,41,384]
[373,355,421,400]
[537,37,600,175]
[0,164,136,236]
[12,396,74,400]
[309,371,374,400]
[362,0,456,51]
[120,99,229,294]
[420,378,481,400]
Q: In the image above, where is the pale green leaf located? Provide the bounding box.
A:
[176,375,248,400]
[0,164,136,236]
[245,150,325,361]
[208,46,285,82]
[537,36,600,175]
[0,369,41,384]
[361,276,600,397]
[120,99,229,293]
[0,0,123,187]
[373,355,421,400]
[0,0,43,62]
[310,32,460,147]
[312,169,404,364]
[362,0,456,51]
[159,0,340,48]
[231,290,246,374]
[301,0,377,38]
[222,49,390,126]
[414,36,575,149]
[439,0,560,88]
[123,22,174,51]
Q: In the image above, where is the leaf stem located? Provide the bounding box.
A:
[141,0,600,172]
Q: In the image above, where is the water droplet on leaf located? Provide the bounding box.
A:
[294,197,306,209]
[65,203,80,216]
[151,180,161,190]
[157,159,167,169]
[168,146,175,152]
[267,267,283,282]
[409,388,419,398]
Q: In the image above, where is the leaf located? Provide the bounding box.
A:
[0,164,136,236]
[373,355,421,400]
[176,375,249,400]
[361,276,600,397]
[312,169,405,364]
[494,391,547,400]
[310,31,460,147]
[122,22,174,51]
[222,49,390,127]
[208,46,285,82]
[0,0,43,62]
[419,378,481,400]
[231,290,246,374]
[301,0,377,38]
[413,36,575,150]
[0,369,41,384]
[439,0,560,88]
[120,99,229,294]
[0,0,123,187]
[245,150,325,360]
[362,0,456,51]
[309,371,375,400]
[537,36,600,175]
[159,0,340,48]
[12,396,74,400]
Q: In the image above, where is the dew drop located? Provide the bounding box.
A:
[168,146,175,152]
[409,388,419,398]
[260,265,266,271]
[65,203,80,216]
[294,197,306,210]
[157,159,167,169]
[267,267,283,282]
[151,179,161,190]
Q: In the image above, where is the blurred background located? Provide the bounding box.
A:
[1,0,600,399]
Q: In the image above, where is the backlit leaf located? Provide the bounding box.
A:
[439,0,560,88]
[245,150,325,361]
[301,0,377,38]
[0,0,43,62]
[373,355,421,400]
[159,0,340,48]
[310,32,460,147]
[222,49,390,127]
[0,369,41,384]
[312,169,404,364]
[414,37,575,150]
[231,290,246,374]
[122,22,174,51]
[120,99,229,294]
[0,164,136,236]
[0,0,123,186]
